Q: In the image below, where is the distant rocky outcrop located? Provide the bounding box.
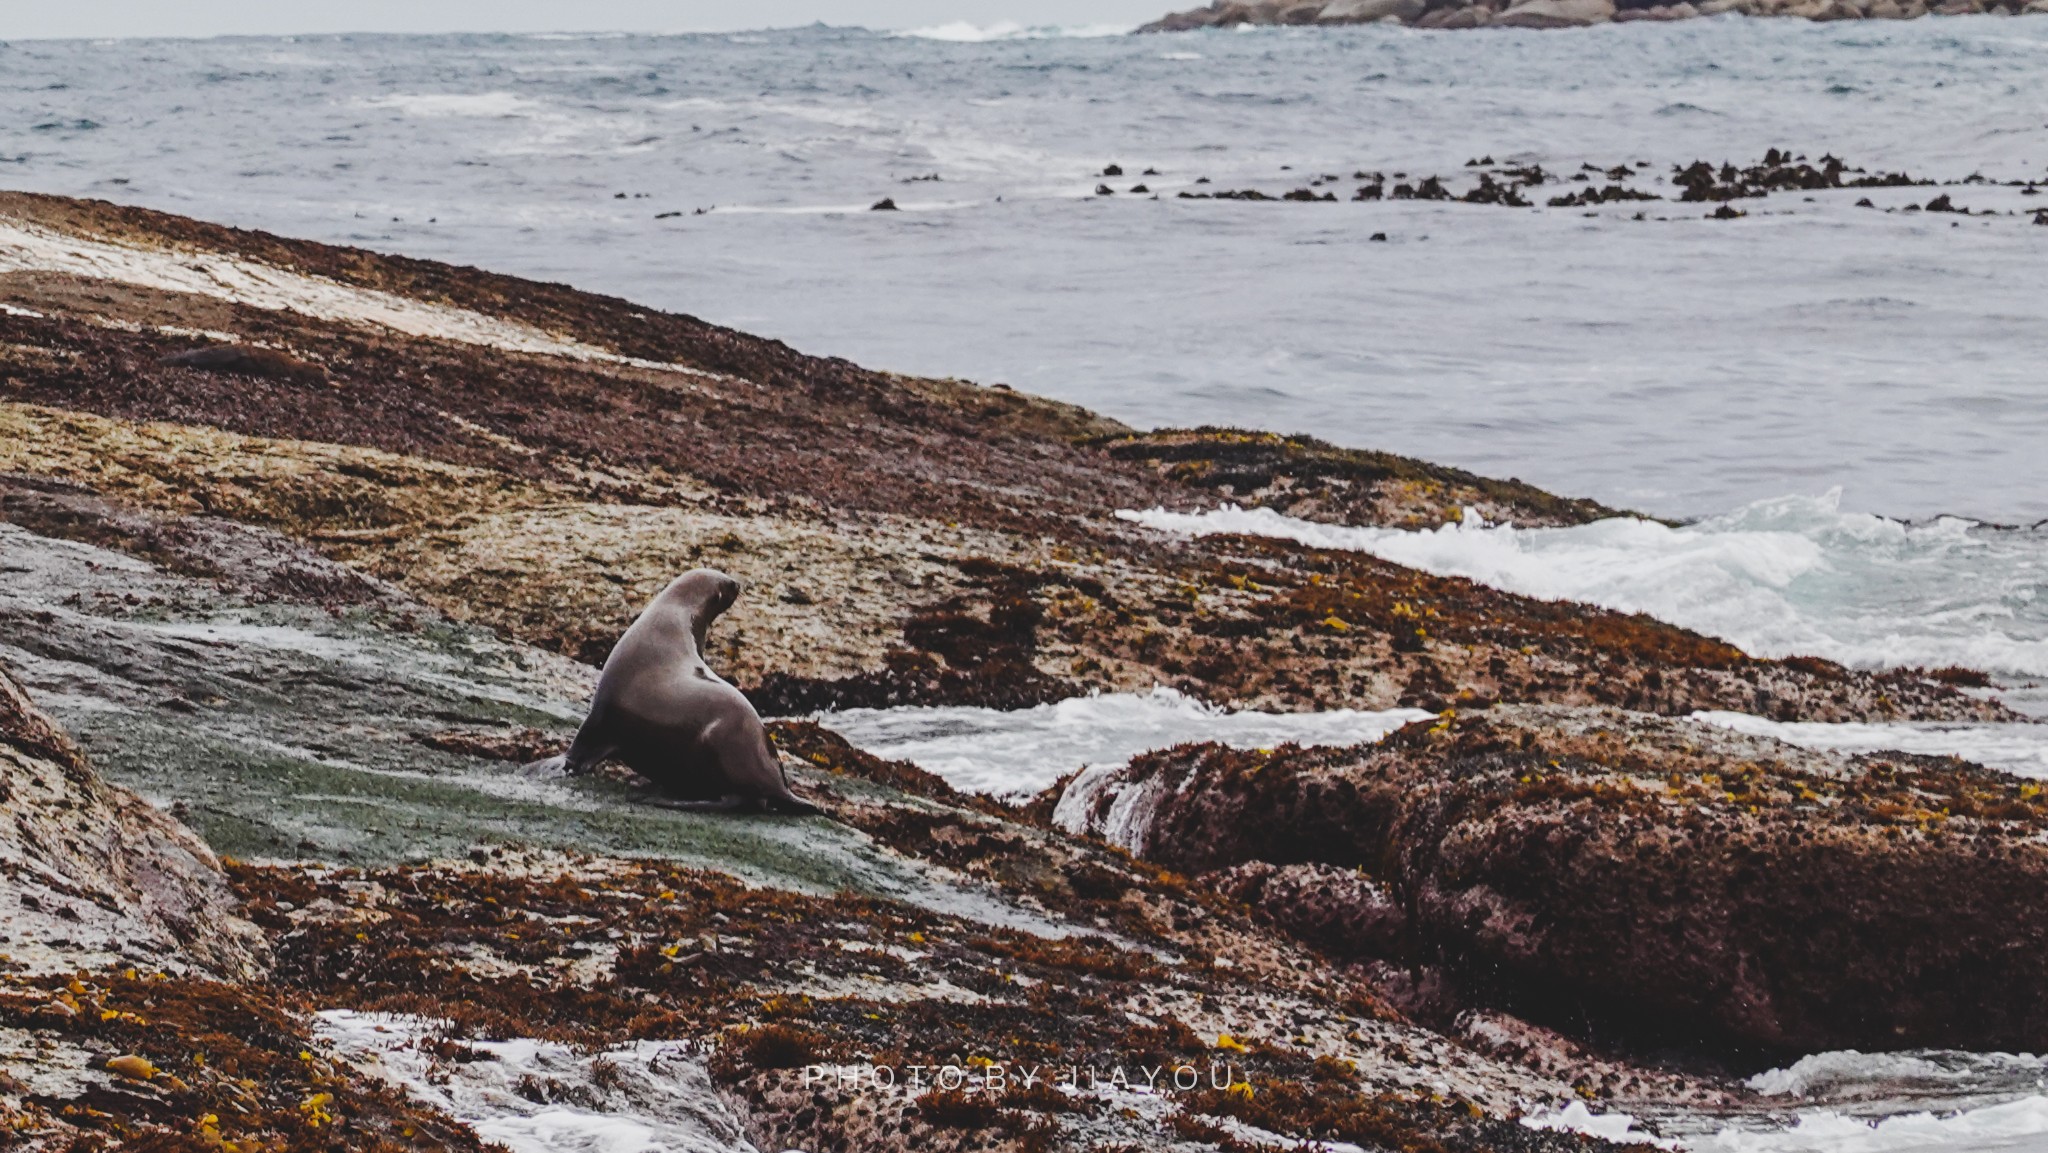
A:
[1139,0,2038,30]
[0,667,265,981]
[1055,706,2048,1058]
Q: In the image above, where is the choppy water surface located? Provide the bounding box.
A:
[1,21,2045,523]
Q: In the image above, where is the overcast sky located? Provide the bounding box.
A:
[0,1,1168,39]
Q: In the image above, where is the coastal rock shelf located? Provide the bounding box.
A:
[0,190,2039,1150]
[1141,0,2048,30]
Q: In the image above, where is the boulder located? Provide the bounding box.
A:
[0,667,266,980]
[1494,0,1616,26]
[2026,0,2048,12]
[1319,0,1430,19]
[1054,706,2048,1058]
[1144,0,1295,27]
[1139,5,1230,28]
[1228,0,1294,18]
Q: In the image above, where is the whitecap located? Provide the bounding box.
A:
[894,21,1134,42]
[359,92,533,118]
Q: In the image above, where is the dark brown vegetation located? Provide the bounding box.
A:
[0,973,491,1153]
[1072,708,2048,1059]
[1098,428,1625,529]
[210,855,1616,1152]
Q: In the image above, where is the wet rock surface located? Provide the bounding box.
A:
[0,667,265,983]
[1056,706,2048,1059]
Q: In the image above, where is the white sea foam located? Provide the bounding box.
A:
[1533,1095,2048,1153]
[1693,713,2048,779]
[1746,1049,2048,1102]
[315,1011,755,1153]
[361,92,534,118]
[1120,495,2048,678]
[1521,1102,1681,1149]
[895,21,1134,42]
[816,687,1432,798]
[1695,1096,2048,1153]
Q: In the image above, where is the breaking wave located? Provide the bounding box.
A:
[1119,492,2048,678]
[815,687,1431,798]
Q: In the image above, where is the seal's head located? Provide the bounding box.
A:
[658,568,741,651]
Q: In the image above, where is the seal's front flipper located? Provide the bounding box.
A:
[635,793,746,813]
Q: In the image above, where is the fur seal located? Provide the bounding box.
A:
[535,569,819,815]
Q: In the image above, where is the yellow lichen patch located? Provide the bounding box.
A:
[0,401,1018,676]
[103,1054,158,1081]
[0,401,546,537]
[371,501,986,679]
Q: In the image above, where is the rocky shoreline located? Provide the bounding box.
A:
[0,191,2039,1151]
[1141,0,2048,30]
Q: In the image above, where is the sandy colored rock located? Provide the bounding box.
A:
[1318,0,1429,20]
[1495,0,1617,25]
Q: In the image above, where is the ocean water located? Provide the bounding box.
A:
[0,21,2044,526]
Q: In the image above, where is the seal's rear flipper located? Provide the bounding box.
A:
[769,794,823,817]
[521,754,569,776]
